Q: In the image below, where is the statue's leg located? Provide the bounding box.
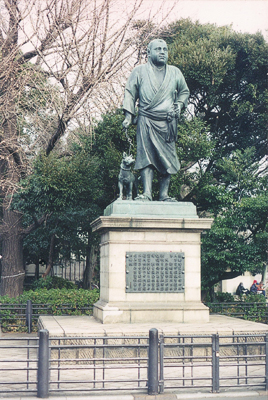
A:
[139,165,153,200]
[118,180,123,199]
[159,173,171,201]
[159,174,177,201]
[126,182,133,200]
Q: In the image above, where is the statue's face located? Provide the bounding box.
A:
[148,40,168,66]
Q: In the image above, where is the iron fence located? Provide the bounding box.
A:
[159,333,268,393]
[24,260,86,285]
[219,334,268,390]
[207,302,268,323]
[0,336,39,394]
[159,334,215,392]
[0,330,267,397]
[1,301,267,333]
[48,334,149,394]
[53,260,86,283]
[0,302,93,332]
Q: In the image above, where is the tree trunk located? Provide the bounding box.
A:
[0,208,25,297]
[42,233,56,278]
[35,256,40,280]
[83,233,98,289]
[262,264,267,286]
[0,110,25,297]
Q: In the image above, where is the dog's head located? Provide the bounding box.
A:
[122,152,135,166]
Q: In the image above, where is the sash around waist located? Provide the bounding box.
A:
[139,109,171,121]
[138,109,178,143]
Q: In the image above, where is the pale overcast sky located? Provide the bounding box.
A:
[137,0,268,40]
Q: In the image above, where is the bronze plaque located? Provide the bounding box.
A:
[125,252,185,293]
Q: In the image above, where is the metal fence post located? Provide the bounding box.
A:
[212,333,219,393]
[148,328,159,395]
[37,329,49,398]
[265,333,268,391]
[159,334,164,393]
[26,300,32,333]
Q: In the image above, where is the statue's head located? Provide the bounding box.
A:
[147,39,168,67]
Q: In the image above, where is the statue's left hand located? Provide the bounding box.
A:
[175,103,182,118]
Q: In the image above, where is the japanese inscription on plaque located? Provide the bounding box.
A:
[125,252,185,293]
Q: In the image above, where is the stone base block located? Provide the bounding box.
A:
[104,199,198,218]
[93,300,209,324]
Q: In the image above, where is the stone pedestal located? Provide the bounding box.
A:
[91,200,213,324]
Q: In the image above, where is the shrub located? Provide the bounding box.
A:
[0,288,100,332]
[206,291,267,323]
[242,293,266,304]
[214,292,235,303]
[31,276,76,290]
[241,293,266,321]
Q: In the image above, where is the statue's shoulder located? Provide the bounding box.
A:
[131,63,147,74]
[168,64,183,75]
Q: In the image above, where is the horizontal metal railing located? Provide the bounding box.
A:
[0,302,93,332]
[1,301,267,334]
[0,336,39,394]
[218,334,267,389]
[159,334,215,392]
[207,302,268,322]
[48,334,149,393]
[159,333,268,393]
[0,330,267,396]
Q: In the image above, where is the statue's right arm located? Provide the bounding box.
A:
[122,67,140,129]
[122,111,133,129]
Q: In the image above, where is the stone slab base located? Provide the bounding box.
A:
[104,199,198,218]
[93,300,209,324]
[38,314,268,365]
[38,314,268,337]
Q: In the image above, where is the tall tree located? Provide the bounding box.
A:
[13,108,134,288]
[0,0,162,296]
[133,19,268,288]
[164,20,268,200]
[161,20,268,289]
[201,148,268,290]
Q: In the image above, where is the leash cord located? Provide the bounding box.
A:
[123,128,133,155]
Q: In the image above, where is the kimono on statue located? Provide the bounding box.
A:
[123,61,190,175]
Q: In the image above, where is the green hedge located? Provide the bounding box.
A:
[0,288,100,332]
[31,276,77,290]
[0,287,99,306]
[207,293,267,323]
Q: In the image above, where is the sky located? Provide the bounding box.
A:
[138,0,268,40]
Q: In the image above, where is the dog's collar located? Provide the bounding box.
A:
[120,164,132,171]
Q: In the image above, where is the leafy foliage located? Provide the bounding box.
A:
[0,287,99,305]
[0,288,100,332]
[12,108,136,267]
[9,20,268,293]
[213,292,235,303]
[207,294,267,323]
[159,20,268,289]
[162,19,268,202]
[201,149,267,288]
[31,276,76,290]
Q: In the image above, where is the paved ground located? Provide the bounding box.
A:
[0,391,268,399]
[38,314,268,337]
[1,315,268,399]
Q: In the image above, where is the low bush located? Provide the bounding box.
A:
[0,287,99,306]
[207,292,267,323]
[0,288,100,332]
[214,292,235,303]
[242,293,266,304]
[31,276,76,290]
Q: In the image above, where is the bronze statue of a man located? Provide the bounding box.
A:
[122,38,189,201]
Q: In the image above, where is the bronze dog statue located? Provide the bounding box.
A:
[118,152,135,200]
